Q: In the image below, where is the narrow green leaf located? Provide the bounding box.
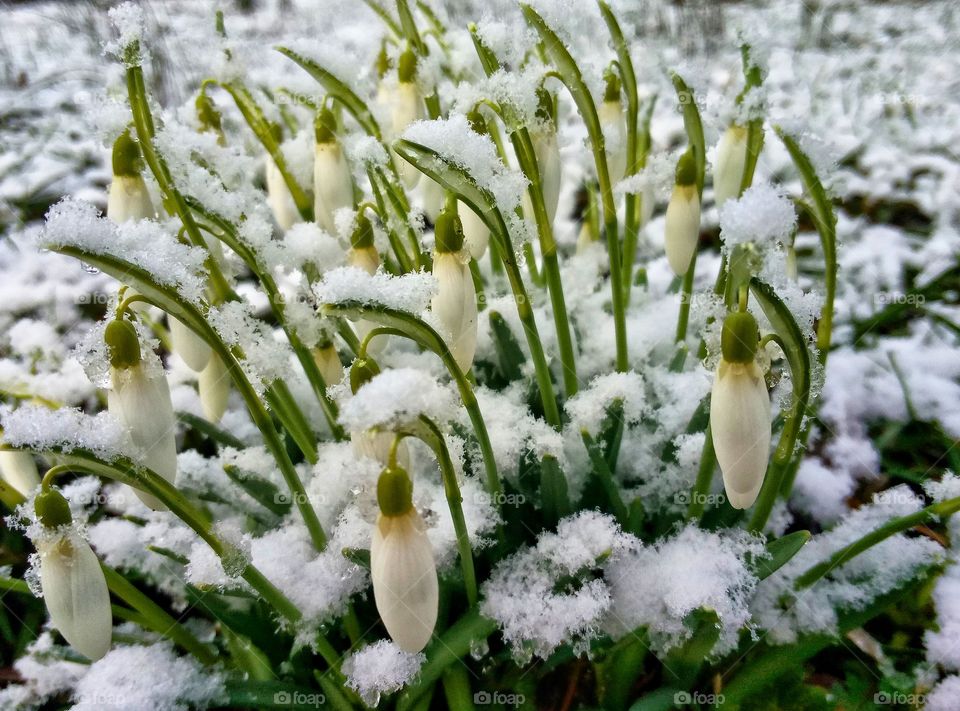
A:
[540,454,570,526]
[669,74,706,194]
[224,464,292,518]
[749,530,811,581]
[664,608,720,688]
[489,311,525,382]
[176,411,246,449]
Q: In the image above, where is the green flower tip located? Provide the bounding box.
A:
[35,488,73,529]
[377,465,413,517]
[349,356,380,394]
[104,318,142,369]
[315,106,337,144]
[112,129,143,177]
[375,41,390,79]
[350,212,375,250]
[675,148,697,187]
[466,108,487,136]
[398,48,417,83]
[721,310,759,364]
[434,205,464,254]
[195,92,223,134]
[603,71,622,103]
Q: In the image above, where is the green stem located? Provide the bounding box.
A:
[675,252,698,343]
[581,430,628,525]
[686,422,717,520]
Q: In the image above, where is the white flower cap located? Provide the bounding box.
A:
[431,206,478,372]
[313,107,354,235]
[458,201,489,260]
[710,311,771,509]
[713,125,748,209]
[106,129,154,225]
[169,317,211,372]
[0,450,40,496]
[265,152,300,231]
[599,73,627,183]
[664,150,701,276]
[370,465,438,653]
[387,50,425,189]
[199,354,229,423]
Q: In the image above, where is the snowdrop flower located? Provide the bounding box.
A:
[0,450,40,496]
[599,73,627,183]
[169,316,212,372]
[785,245,798,282]
[431,204,478,373]
[664,149,701,276]
[198,354,229,423]
[313,106,354,235]
[522,90,562,225]
[33,488,111,661]
[370,463,438,652]
[710,310,771,510]
[386,49,425,189]
[312,340,344,387]
[713,124,748,209]
[265,125,300,231]
[104,318,177,510]
[421,178,445,223]
[458,110,492,259]
[349,358,409,468]
[106,129,154,223]
[346,212,387,353]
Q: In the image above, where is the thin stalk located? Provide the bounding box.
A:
[582,430,629,524]
[675,254,698,343]
[686,422,717,520]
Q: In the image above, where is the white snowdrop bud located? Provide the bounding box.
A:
[457,111,492,259]
[370,465,438,653]
[664,150,701,276]
[785,245,798,282]
[199,354,229,423]
[0,450,40,496]
[347,214,387,353]
[107,129,154,223]
[104,320,177,511]
[387,50,425,189]
[168,317,211,372]
[421,179,445,224]
[713,124,748,209]
[34,490,111,661]
[710,311,770,510]
[599,74,627,183]
[312,342,344,387]
[431,207,477,372]
[265,151,300,232]
[313,107,354,235]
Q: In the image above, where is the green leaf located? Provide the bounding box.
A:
[670,74,706,194]
[265,381,318,464]
[224,464,291,518]
[540,454,570,526]
[224,628,274,681]
[749,530,811,581]
[628,688,684,711]
[582,429,629,525]
[176,411,246,449]
[222,680,328,710]
[489,310,525,382]
[664,608,720,688]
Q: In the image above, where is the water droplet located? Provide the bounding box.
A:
[80,262,100,274]
[469,638,489,661]
[360,691,380,707]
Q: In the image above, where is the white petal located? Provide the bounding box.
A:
[431,254,477,371]
[106,175,154,223]
[109,365,178,510]
[459,201,489,260]
[169,317,211,372]
[39,534,112,660]
[664,185,701,276]
[710,359,771,509]
[535,131,561,224]
[389,84,425,188]
[599,100,627,182]
[420,178,445,223]
[351,430,410,469]
[713,127,748,209]
[199,354,230,423]
[312,345,344,387]
[0,451,40,496]
[313,143,354,234]
[370,511,438,652]
[265,154,301,231]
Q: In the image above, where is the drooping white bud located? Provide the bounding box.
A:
[265,153,301,231]
[199,354,229,423]
[713,125,749,209]
[313,144,353,235]
[431,252,477,373]
[664,150,701,276]
[107,174,154,223]
[421,179,445,224]
[370,506,438,653]
[458,201,489,260]
[168,317,212,372]
[522,129,562,226]
[108,362,178,510]
[0,451,40,496]
[312,343,344,387]
[38,531,112,661]
[599,99,627,183]
[387,82,425,189]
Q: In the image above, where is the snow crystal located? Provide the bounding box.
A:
[482,511,634,660]
[926,561,960,671]
[0,633,85,708]
[402,114,528,212]
[1,404,129,461]
[339,367,458,432]
[206,301,292,394]
[71,642,224,711]
[719,183,797,250]
[925,473,960,504]
[42,199,208,305]
[314,266,437,314]
[282,223,345,274]
[564,372,646,435]
[343,640,424,707]
[105,3,147,66]
[605,524,764,655]
[926,676,960,711]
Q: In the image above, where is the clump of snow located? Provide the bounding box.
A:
[314,267,437,314]
[925,473,960,504]
[564,372,646,434]
[343,640,425,707]
[0,633,85,708]
[105,3,148,66]
[926,561,960,671]
[926,676,960,711]
[481,511,634,661]
[206,301,292,394]
[1,404,130,461]
[282,223,345,274]
[42,199,208,305]
[71,642,225,711]
[719,184,797,250]
[605,524,764,655]
[339,367,458,432]
[402,114,528,212]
